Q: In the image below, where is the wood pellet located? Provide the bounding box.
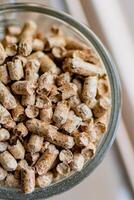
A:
[0,20,111,193]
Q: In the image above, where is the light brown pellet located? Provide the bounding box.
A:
[46,34,66,49]
[62,111,82,134]
[0,166,7,180]
[0,151,17,171]
[3,119,16,131]
[21,166,35,194]
[19,20,37,56]
[98,77,110,97]
[11,81,34,95]
[35,95,51,109]
[82,76,98,103]
[65,37,89,50]
[25,105,39,118]
[7,59,24,81]
[0,128,10,141]
[52,46,66,60]
[14,159,28,179]
[63,57,103,76]
[0,104,12,124]
[37,72,54,94]
[25,59,40,84]
[56,72,71,86]
[56,163,70,176]
[0,64,10,85]
[81,143,96,160]
[68,95,81,110]
[93,97,111,118]
[8,140,25,160]
[40,54,60,74]
[59,149,73,164]
[36,172,53,188]
[35,145,59,175]
[53,101,70,127]
[13,123,28,138]
[75,103,92,121]
[59,82,77,100]
[5,43,18,57]
[73,131,90,147]
[0,81,17,109]
[6,25,21,36]
[71,153,85,171]
[0,142,8,152]
[27,51,45,61]
[39,107,53,123]
[27,134,44,153]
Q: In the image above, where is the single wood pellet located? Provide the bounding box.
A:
[0,20,111,193]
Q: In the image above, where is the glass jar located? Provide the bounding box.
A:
[0,3,121,200]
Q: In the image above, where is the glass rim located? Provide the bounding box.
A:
[0,3,121,200]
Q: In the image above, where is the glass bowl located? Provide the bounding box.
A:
[0,3,121,200]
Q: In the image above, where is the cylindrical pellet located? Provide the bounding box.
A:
[53,101,69,127]
[0,151,17,171]
[0,128,10,141]
[8,140,25,159]
[71,153,85,171]
[35,145,59,175]
[25,59,40,84]
[36,172,53,188]
[40,55,59,74]
[0,142,8,152]
[0,104,12,124]
[39,107,53,123]
[7,59,24,81]
[0,81,17,109]
[61,111,82,134]
[13,123,28,138]
[38,72,54,94]
[25,105,39,119]
[21,166,35,194]
[6,25,21,35]
[75,103,92,121]
[82,76,98,103]
[63,57,103,76]
[27,134,44,153]
[0,64,10,84]
[11,81,34,95]
[19,20,37,56]
[14,159,28,179]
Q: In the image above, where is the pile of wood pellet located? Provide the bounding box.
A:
[0,20,111,194]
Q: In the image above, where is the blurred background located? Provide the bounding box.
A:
[0,0,134,199]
